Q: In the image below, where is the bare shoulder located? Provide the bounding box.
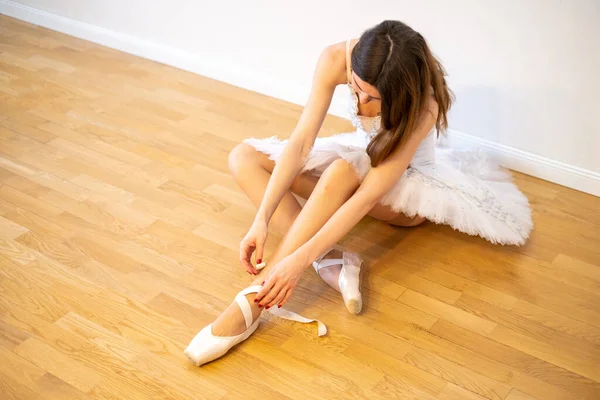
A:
[317,39,358,87]
[426,96,439,119]
[321,38,359,63]
[414,96,439,139]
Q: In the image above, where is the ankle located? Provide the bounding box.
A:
[317,266,342,293]
[322,249,342,260]
[211,294,262,337]
[245,293,264,316]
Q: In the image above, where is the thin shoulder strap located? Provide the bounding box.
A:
[345,39,352,83]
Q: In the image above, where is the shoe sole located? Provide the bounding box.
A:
[345,261,364,315]
[346,297,362,314]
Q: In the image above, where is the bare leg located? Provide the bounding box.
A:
[214,145,426,336]
[228,143,318,234]
[259,158,360,270]
[228,144,424,297]
[212,158,361,335]
[305,205,426,292]
[228,143,343,292]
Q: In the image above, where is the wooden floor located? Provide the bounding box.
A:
[1,16,600,400]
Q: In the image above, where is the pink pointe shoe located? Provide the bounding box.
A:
[184,285,326,366]
[313,246,364,314]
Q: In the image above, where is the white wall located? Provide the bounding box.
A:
[2,0,600,195]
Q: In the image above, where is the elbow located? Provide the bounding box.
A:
[286,135,309,159]
[366,197,382,213]
[297,135,314,160]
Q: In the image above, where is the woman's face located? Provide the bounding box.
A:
[351,71,381,105]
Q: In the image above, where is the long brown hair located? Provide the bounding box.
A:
[352,20,454,166]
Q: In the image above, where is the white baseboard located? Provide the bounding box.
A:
[2,0,599,197]
[0,0,347,115]
[448,130,600,196]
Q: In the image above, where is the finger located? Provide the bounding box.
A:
[239,241,252,268]
[260,282,284,308]
[254,278,275,305]
[248,262,259,275]
[239,242,258,275]
[279,285,294,307]
[255,238,265,266]
[268,286,288,308]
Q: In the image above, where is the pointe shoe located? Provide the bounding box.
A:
[184,285,262,366]
[184,284,328,366]
[313,246,363,314]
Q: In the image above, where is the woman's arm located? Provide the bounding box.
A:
[253,109,438,307]
[253,106,438,307]
[255,45,342,225]
[295,110,438,265]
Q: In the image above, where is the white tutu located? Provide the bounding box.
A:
[244,129,533,246]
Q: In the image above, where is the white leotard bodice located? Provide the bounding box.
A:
[345,39,435,166]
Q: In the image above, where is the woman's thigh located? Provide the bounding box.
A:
[367,204,426,227]
[257,150,319,199]
[254,147,425,227]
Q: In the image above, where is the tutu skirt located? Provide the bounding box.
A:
[244,130,532,245]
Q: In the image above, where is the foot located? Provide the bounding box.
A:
[184,285,264,366]
[338,251,363,314]
[211,293,262,336]
[313,247,363,314]
[184,284,328,366]
[315,249,343,292]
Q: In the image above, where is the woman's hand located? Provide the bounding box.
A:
[239,219,268,275]
[253,252,308,308]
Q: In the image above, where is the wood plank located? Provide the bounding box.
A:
[430,320,600,399]
[402,346,511,399]
[0,215,28,239]
[14,337,103,393]
[397,290,497,336]
[1,15,599,400]
[505,389,540,400]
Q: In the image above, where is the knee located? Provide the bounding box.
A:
[320,159,361,193]
[228,143,258,176]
